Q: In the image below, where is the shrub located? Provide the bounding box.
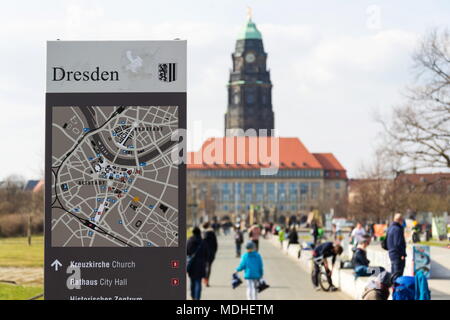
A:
[0,213,44,237]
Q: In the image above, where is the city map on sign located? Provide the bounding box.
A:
[51,105,179,247]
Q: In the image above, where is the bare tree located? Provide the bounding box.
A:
[0,175,28,214]
[347,149,406,223]
[379,28,450,171]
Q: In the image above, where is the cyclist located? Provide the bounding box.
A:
[311,241,343,292]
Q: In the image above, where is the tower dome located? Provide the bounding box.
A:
[237,18,262,40]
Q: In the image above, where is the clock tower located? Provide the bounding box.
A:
[224,15,274,136]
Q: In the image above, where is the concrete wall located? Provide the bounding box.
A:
[269,237,450,299]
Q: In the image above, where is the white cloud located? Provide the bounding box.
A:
[266,29,418,176]
[0,1,441,179]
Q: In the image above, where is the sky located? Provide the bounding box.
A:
[0,0,449,180]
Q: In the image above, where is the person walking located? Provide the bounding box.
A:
[387,213,407,282]
[202,222,218,287]
[331,223,343,242]
[311,221,319,247]
[350,222,367,247]
[187,227,209,300]
[263,222,271,239]
[212,220,221,235]
[287,226,299,250]
[368,223,376,242]
[222,220,232,235]
[278,227,286,249]
[234,224,244,257]
[235,241,264,300]
[248,223,261,251]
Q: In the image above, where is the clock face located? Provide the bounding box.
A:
[245,53,256,63]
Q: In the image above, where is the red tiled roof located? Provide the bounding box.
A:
[347,178,390,190]
[187,137,346,175]
[312,153,345,170]
[396,173,450,185]
[312,153,348,179]
[33,180,44,193]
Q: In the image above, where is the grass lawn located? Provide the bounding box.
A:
[0,283,43,300]
[0,236,44,267]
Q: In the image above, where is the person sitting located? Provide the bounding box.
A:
[353,238,385,277]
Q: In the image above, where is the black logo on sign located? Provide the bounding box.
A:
[158,63,176,82]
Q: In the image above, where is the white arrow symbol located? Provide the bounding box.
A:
[51,259,63,271]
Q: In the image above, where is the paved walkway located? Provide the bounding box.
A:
[194,234,350,300]
[0,267,43,286]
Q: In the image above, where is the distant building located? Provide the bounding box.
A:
[187,16,347,223]
[347,178,391,204]
[395,173,450,196]
[0,179,45,193]
[23,180,40,192]
[187,137,347,221]
[32,180,44,193]
[347,173,450,223]
[348,173,450,203]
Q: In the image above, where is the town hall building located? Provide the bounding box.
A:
[187,15,347,223]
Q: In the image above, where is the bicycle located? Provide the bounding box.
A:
[311,256,332,292]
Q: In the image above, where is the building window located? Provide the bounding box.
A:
[199,183,207,200]
[244,183,253,203]
[300,183,308,201]
[267,183,275,202]
[289,183,298,202]
[222,183,230,202]
[311,182,320,200]
[211,183,219,201]
[278,183,286,202]
[335,182,340,189]
[234,182,241,192]
[300,183,308,194]
[335,171,340,177]
[255,183,264,202]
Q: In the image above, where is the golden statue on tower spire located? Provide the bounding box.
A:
[247,6,252,21]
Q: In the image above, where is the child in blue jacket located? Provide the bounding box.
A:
[235,241,264,300]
